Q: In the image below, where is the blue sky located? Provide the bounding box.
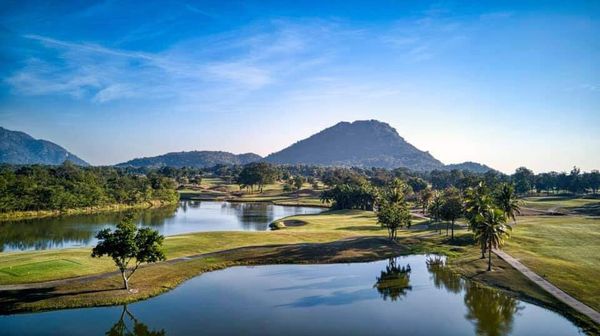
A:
[0,1,598,173]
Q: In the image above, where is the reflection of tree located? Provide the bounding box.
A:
[464,283,523,336]
[106,305,166,336]
[223,202,272,227]
[373,257,412,301]
[426,256,463,293]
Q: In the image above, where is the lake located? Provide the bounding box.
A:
[0,201,324,252]
[0,255,581,335]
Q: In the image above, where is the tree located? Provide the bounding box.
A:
[474,208,512,271]
[92,214,166,290]
[407,177,428,193]
[494,183,521,223]
[380,178,411,205]
[512,167,535,194]
[320,183,377,210]
[293,175,304,190]
[418,188,434,214]
[464,183,493,258]
[377,201,411,240]
[428,192,443,233]
[440,187,463,240]
[236,162,278,192]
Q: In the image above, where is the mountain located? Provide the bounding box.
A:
[0,127,89,166]
[444,161,494,173]
[116,151,262,168]
[265,120,445,171]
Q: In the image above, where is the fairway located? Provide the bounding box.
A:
[505,215,600,311]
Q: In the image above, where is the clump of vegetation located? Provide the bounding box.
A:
[92,214,166,290]
[0,162,178,213]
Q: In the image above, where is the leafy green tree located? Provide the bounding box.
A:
[377,201,411,240]
[92,215,166,290]
[474,208,512,271]
[440,187,463,240]
[494,183,521,223]
[320,183,377,210]
[236,162,278,192]
[428,191,443,233]
[293,175,305,190]
[407,177,428,193]
[512,167,535,194]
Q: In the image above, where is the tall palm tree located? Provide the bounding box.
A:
[494,183,521,224]
[464,182,493,258]
[475,208,512,271]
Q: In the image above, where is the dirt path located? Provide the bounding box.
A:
[493,248,600,325]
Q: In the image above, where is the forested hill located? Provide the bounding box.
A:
[444,161,494,173]
[265,120,445,171]
[0,127,88,166]
[116,151,262,168]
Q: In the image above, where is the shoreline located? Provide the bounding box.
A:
[0,235,597,333]
[0,200,179,222]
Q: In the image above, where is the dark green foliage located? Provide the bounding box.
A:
[440,187,463,239]
[236,162,278,192]
[293,175,305,190]
[92,214,166,290]
[374,258,412,301]
[407,176,428,193]
[377,201,411,240]
[512,167,535,194]
[0,163,178,212]
[0,127,89,166]
[320,183,377,210]
[494,183,521,222]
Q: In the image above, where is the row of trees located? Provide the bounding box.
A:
[513,166,600,194]
[0,162,179,213]
[427,183,518,270]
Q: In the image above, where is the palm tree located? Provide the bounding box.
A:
[475,208,512,271]
[427,192,443,233]
[419,188,434,214]
[464,183,493,258]
[494,183,521,224]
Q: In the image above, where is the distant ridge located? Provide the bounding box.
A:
[0,127,88,166]
[444,161,494,173]
[265,120,444,171]
[116,151,262,168]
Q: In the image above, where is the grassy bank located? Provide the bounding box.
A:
[504,215,600,311]
[0,199,178,222]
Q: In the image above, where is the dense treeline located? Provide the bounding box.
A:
[0,162,178,213]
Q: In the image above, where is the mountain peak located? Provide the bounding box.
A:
[265,119,443,170]
[0,127,89,166]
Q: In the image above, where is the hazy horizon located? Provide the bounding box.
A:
[1,1,598,173]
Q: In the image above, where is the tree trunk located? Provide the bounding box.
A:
[121,271,129,290]
[451,219,454,240]
[446,222,449,236]
[487,240,492,271]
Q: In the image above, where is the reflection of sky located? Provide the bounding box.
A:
[0,201,323,252]
[0,256,581,335]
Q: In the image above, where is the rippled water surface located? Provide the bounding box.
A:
[0,201,324,252]
[0,255,582,335]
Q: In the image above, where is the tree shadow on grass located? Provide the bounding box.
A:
[0,286,118,314]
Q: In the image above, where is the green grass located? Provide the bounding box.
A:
[521,196,600,214]
[504,215,600,311]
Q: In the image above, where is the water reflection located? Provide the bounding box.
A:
[426,256,463,293]
[0,256,580,335]
[373,257,412,301]
[0,201,323,252]
[424,255,524,336]
[464,283,523,336]
[106,305,165,336]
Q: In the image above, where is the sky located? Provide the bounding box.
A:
[0,0,598,173]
